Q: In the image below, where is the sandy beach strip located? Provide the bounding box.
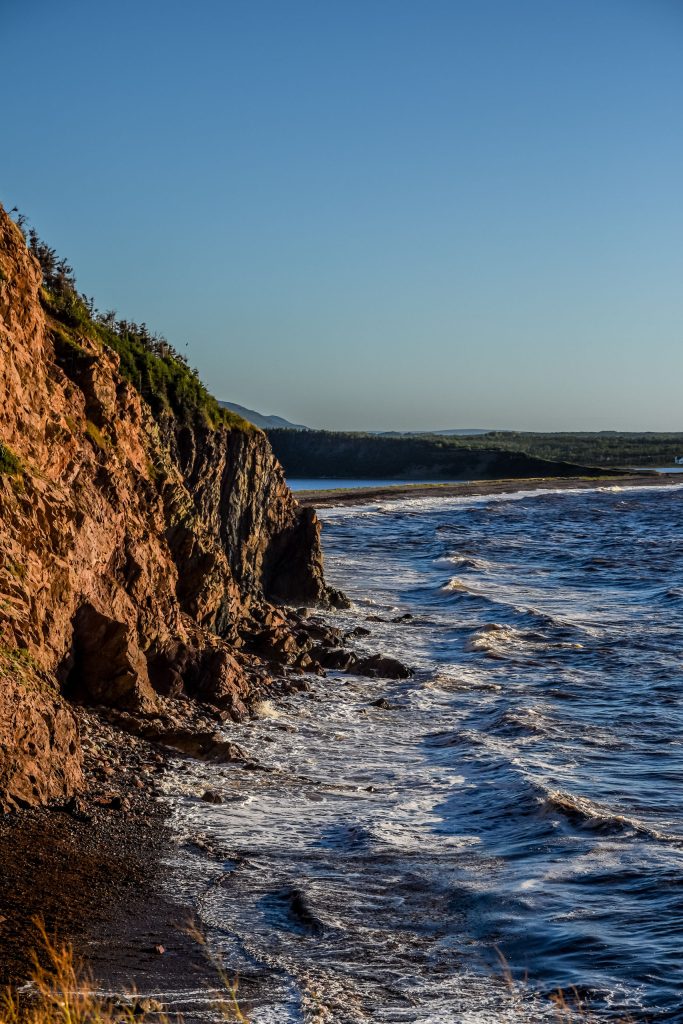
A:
[296,473,681,508]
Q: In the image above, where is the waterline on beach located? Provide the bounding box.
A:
[161,482,683,1021]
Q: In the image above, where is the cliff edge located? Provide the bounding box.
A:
[0,206,337,811]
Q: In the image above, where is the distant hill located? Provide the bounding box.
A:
[267,427,683,476]
[218,406,489,433]
[219,401,309,431]
[267,429,620,481]
[376,428,493,437]
[424,428,493,436]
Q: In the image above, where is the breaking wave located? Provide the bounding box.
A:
[162,481,683,1022]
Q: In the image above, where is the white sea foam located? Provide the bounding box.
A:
[254,699,283,719]
[153,482,683,1021]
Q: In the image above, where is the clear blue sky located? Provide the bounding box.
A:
[3,0,682,430]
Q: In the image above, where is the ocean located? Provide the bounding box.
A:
[287,479,457,491]
[162,482,683,1022]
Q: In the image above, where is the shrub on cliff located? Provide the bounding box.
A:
[0,443,22,477]
[91,316,242,430]
[14,214,249,433]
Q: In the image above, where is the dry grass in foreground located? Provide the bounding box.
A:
[496,950,636,1024]
[0,922,640,1024]
[0,920,249,1024]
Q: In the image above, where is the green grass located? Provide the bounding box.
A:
[23,223,250,434]
[3,559,27,581]
[51,324,87,360]
[0,442,23,477]
[0,645,52,695]
[1,646,37,670]
[84,420,110,452]
[40,287,92,333]
[90,318,247,431]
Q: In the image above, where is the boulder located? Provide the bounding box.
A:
[0,675,82,812]
[311,646,359,671]
[354,654,412,679]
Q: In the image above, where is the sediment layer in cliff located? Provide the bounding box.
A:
[0,206,338,812]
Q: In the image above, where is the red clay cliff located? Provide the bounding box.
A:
[0,206,335,812]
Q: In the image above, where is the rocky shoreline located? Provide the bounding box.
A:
[0,203,409,1009]
[0,201,355,818]
[0,604,412,1008]
[3,200,676,1013]
[0,706,204,996]
[2,469,677,1008]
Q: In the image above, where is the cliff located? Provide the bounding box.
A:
[267,428,623,480]
[0,206,336,812]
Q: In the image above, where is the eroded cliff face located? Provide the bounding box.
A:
[0,206,332,811]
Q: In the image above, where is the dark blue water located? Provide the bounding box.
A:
[287,478,458,491]
[168,483,683,1022]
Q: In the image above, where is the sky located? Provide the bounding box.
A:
[3,0,682,431]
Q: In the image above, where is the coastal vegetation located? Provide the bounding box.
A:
[452,430,683,468]
[266,429,621,480]
[267,427,682,480]
[1,925,639,1024]
[1,923,250,1024]
[15,214,249,433]
[0,443,22,477]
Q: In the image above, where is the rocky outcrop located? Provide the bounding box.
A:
[161,419,332,618]
[0,205,337,812]
[0,671,81,812]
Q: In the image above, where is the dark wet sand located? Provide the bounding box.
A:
[0,713,227,1018]
[297,473,680,508]
[0,802,206,988]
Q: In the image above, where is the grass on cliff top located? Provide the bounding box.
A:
[15,215,249,434]
[42,285,248,433]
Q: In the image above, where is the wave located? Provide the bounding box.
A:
[465,622,584,658]
[255,699,284,719]
[318,481,683,523]
[495,707,555,738]
[238,481,683,1016]
[653,587,683,604]
[465,622,517,651]
[542,790,682,845]
[424,668,504,693]
[434,554,495,571]
[262,886,327,936]
[582,555,619,569]
[442,577,472,593]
